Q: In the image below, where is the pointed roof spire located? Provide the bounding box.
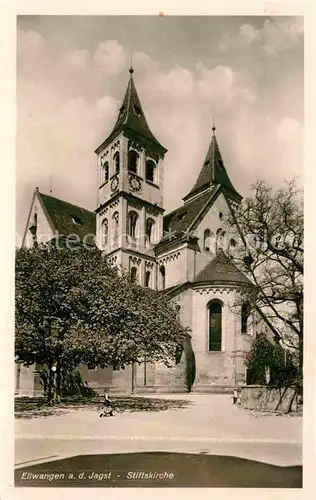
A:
[95,66,167,156]
[183,124,242,202]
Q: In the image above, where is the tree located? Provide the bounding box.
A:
[228,179,303,387]
[15,243,189,402]
[246,333,298,388]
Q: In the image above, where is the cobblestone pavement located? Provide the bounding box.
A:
[15,393,302,468]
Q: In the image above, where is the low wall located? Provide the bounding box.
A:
[240,385,298,412]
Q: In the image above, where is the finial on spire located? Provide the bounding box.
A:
[129,54,134,76]
[212,117,216,135]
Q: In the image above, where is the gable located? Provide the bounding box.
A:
[193,190,231,237]
[22,191,55,247]
[163,188,218,234]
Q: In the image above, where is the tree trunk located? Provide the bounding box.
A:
[297,336,303,395]
[46,363,54,404]
[54,356,62,403]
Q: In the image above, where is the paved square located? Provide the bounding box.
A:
[15,393,302,469]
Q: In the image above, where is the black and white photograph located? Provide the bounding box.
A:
[5,9,307,492]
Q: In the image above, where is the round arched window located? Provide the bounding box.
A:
[145,218,155,244]
[145,270,151,287]
[160,265,166,290]
[208,300,223,351]
[113,152,120,174]
[145,160,156,183]
[128,150,139,174]
[130,267,138,283]
[103,161,109,183]
[128,211,138,238]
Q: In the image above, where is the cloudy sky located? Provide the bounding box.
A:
[16,15,303,238]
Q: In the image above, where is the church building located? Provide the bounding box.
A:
[17,67,255,396]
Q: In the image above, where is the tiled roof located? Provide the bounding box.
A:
[163,189,215,234]
[194,249,252,286]
[38,192,96,245]
[183,131,242,202]
[95,69,167,156]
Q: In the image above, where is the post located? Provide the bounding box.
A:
[131,362,135,393]
[144,356,147,386]
[55,357,61,403]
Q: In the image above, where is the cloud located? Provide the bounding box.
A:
[16,28,303,240]
[17,30,46,56]
[221,17,303,56]
[62,49,90,71]
[240,17,304,56]
[93,40,127,75]
[240,24,260,43]
[262,17,303,56]
[218,33,231,52]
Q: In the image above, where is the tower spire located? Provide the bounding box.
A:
[95,64,167,156]
[183,127,242,203]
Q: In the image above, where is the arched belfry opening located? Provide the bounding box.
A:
[128,150,139,174]
[113,152,120,174]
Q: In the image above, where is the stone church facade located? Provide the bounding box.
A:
[17,67,255,396]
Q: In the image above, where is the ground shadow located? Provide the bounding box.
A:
[15,396,192,419]
[14,451,302,488]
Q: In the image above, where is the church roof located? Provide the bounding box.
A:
[194,249,252,286]
[183,127,242,202]
[38,191,96,245]
[163,188,217,234]
[95,68,167,156]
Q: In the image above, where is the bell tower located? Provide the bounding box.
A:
[94,67,167,288]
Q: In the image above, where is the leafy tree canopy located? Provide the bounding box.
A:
[15,243,189,400]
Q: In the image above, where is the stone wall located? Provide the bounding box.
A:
[240,385,298,412]
[79,364,134,394]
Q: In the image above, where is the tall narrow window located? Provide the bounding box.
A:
[113,152,120,174]
[128,211,138,238]
[145,218,155,245]
[216,228,226,253]
[229,238,237,259]
[160,265,166,290]
[128,150,139,174]
[145,270,151,287]
[130,267,138,283]
[209,300,222,351]
[102,218,108,248]
[241,302,251,334]
[204,229,211,252]
[103,161,109,183]
[112,212,119,244]
[145,160,156,183]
